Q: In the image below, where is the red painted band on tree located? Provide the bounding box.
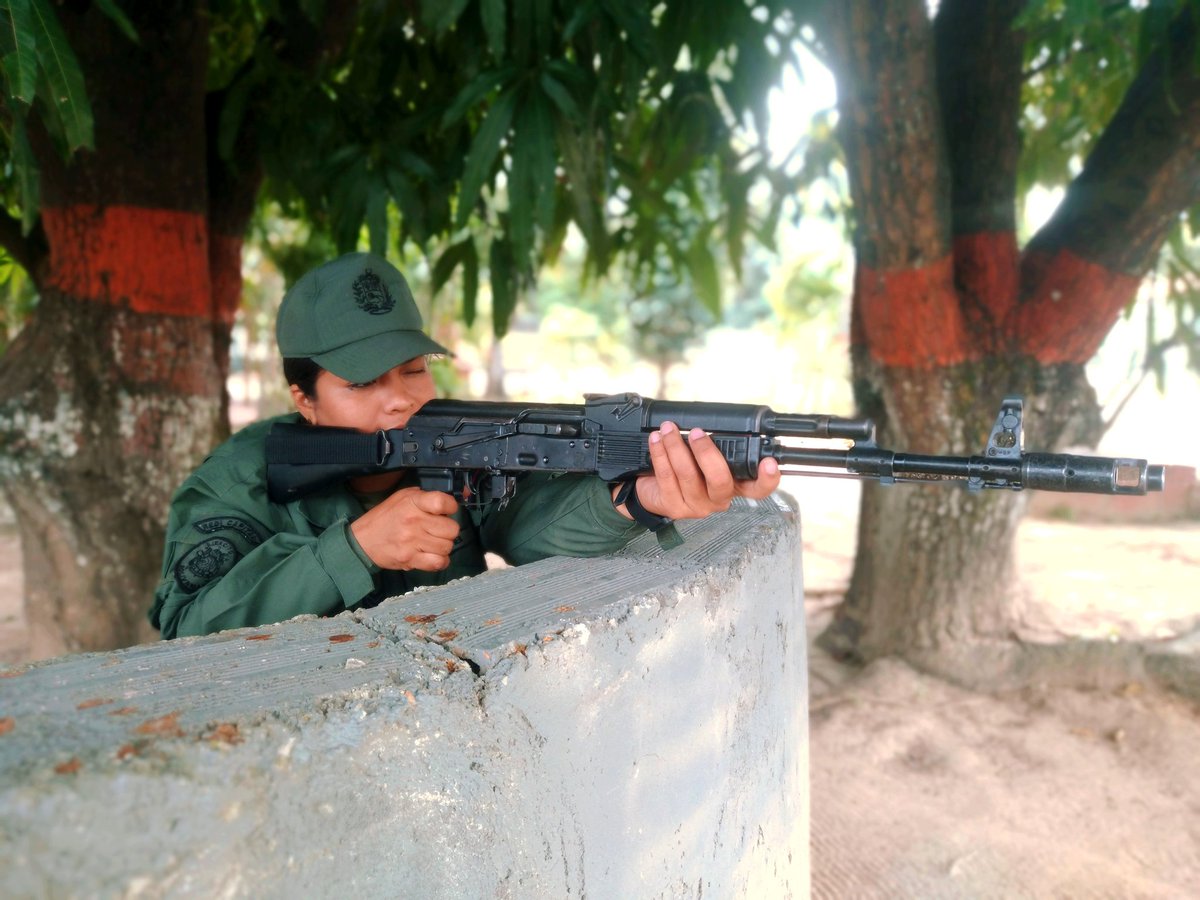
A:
[851,254,974,369]
[953,232,1020,334]
[42,205,213,319]
[1014,248,1140,365]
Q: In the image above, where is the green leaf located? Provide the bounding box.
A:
[556,122,609,269]
[686,228,721,317]
[455,88,516,229]
[512,0,532,63]
[508,88,556,268]
[439,66,514,130]
[562,0,597,42]
[533,0,552,57]
[427,234,485,326]
[27,0,92,150]
[544,58,589,93]
[330,158,369,253]
[462,238,479,326]
[9,108,39,233]
[481,0,506,59]
[423,0,471,36]
[386,169,428,244]
[599,0,655,63]
[4,0,39,103]
[431,236,472,296]
[392,150,436,182]
[365,176,388,256]
[93,0,138,44]
[722,167,752,281]
[539,71,579,121]
[542,186,572,266]
[298,0,326,26]
[490,236,517,337]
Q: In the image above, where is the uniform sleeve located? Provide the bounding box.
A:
[150,480,377,639]
[479,474,645,566]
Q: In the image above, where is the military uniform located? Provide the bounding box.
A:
[151,413,643,638]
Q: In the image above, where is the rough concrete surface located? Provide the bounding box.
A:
[0,495,809,899]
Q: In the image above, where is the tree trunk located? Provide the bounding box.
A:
[0,2,227,657]
[817,0,1200,687]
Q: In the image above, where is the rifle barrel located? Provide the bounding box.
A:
[772,446,1164,495]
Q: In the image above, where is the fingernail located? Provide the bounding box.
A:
[689,428,706,441]
[650,431,662,445]
[660,421,676,435]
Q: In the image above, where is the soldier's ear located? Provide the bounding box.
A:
[289,383,315,425]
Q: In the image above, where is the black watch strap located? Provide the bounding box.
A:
[614,479,684,550]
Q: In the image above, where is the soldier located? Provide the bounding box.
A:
[150,252,780,638]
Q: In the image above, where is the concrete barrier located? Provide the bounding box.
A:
[0,495,809,899]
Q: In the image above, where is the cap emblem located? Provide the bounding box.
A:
[352,269,395,315]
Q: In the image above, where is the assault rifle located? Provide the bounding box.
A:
[265,393,1165,506]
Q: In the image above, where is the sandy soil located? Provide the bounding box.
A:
[2,485,1199,896]
[797,479,1200,897]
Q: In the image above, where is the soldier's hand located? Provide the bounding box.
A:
[617,421,782,522]
[350,486,460,571]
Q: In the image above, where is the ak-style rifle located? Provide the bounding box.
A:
[265,393,1165,506]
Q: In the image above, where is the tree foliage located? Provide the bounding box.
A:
[0,0,815,336]
[202,0,810,338]
[1016,0,1200,386]
[0,0,135,232]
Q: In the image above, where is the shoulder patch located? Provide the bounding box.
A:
[194,516,263,546]
[175,538,240,593]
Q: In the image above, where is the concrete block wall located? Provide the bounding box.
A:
[0,495,809,899]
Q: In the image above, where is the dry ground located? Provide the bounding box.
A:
[2,486,1199,897]
[798,479,1200,898]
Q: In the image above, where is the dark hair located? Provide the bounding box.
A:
[283,357,324,399]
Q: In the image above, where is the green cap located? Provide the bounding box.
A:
[276,252,449,383]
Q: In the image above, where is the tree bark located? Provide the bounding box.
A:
[0,2,226,657]
[0,0,365,656]
[817,0,1200,687]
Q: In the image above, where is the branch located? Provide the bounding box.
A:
[1027,8,1200,275]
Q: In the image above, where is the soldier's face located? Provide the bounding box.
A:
[290,356,436,432]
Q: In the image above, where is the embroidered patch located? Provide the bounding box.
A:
[352,268,394,315]
[174,538,239,593]
[194,516,263,546]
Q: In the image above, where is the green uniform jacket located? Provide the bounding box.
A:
[150,414,644,639]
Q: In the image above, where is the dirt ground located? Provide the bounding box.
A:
[798,480,1200,898]
[2,485,1200,896]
